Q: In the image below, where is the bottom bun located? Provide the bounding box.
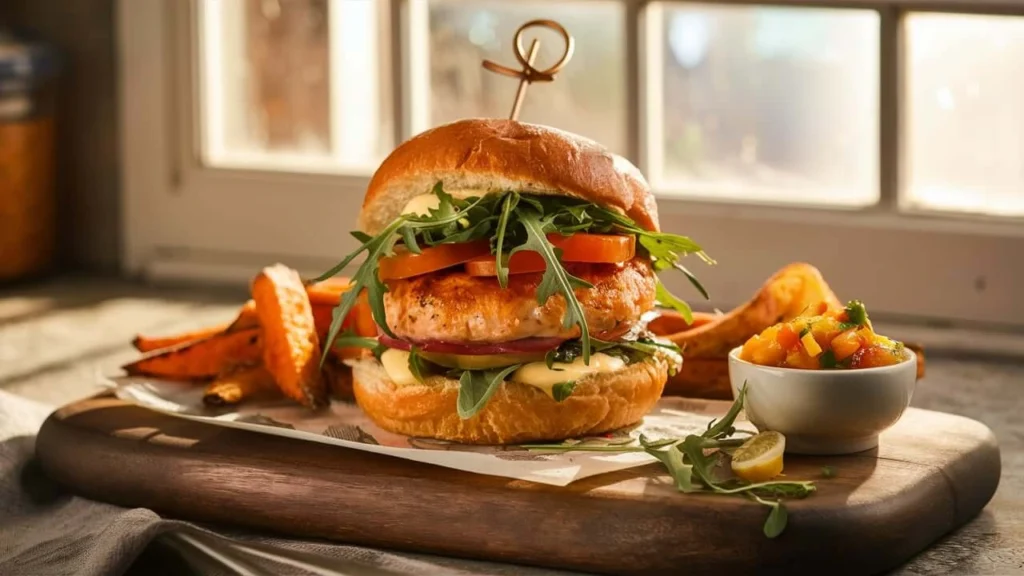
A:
[349,358,669,444]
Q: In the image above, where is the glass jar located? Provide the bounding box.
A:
[0,27,59,281]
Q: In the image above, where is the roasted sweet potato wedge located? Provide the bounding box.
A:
[252,264,327,409]
[131,325,228,354]
[123,328,262,379]
[202,364,280,406]
[659,263,843,359]
[133,300,260,353]
[305,276,352,307]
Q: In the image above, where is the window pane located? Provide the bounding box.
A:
[199,0,388,172]
[428,0,628,156]
[658,4,879,205]
[905,13,1024,217]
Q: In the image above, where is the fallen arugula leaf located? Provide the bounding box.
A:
[821,465,837,478]
[521,382,816,538]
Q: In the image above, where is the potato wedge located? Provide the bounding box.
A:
[133,300,260,353]
[323,358,355,402]
[132,325,228,354]
[664,358,732,400]
[203,364,280,406]
[252,264,327,409]
[305,276,352,306]
[660,263,843,359]
[123,328,262,379]
[225,299,260,332]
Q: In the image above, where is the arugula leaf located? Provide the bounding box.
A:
[399,226,421,255]
[494,192,518,288]
[821,465,837,478]
[704,381,746,439]
[317,217,405,365]
[513,207,594,363]
[762,499,788,538]
[408,346,431,383]
[332,332,379,351]
[350,230,373,243]
[457,364,522,419]
[672,262,709,301]
[316,189,490,367]
[655,278,694,324]
[551,381,576,402]
[640,436,698,493]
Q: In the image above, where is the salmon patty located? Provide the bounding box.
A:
[382,257,656,343]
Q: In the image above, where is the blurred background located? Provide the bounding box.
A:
[2,0,1023,404]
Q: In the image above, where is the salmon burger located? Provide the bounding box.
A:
[316,118,710,444]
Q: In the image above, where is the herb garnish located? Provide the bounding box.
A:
[457,364,522,419]
[522,383,816,538]
[315,184,710,368]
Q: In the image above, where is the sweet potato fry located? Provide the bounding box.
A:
[122,328,262,379]
[203,364,280,406]
[323,358,354,402]
[226,299,260,332]
[132,300,261,353]
[305,276,352,306]
[252,264,327,409]
[659,263,843,359]
[132,325,228,354]
[664,358,732,400]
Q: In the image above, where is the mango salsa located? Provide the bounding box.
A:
[739,300,906,370]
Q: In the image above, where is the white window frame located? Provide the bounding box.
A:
[119,0,1024,328]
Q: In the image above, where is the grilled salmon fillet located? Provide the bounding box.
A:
[382,258,656,343]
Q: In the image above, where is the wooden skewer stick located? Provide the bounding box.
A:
[481,19,575,121]
[509,39,541,121]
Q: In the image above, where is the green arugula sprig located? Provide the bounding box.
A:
[522,383,816,538]
[315,184,711,368]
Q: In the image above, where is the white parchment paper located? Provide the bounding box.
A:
[109,376,726,487]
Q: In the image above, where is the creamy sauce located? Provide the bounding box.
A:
[511,353,625,398]
[380,347,627,397]
[380,349,418,387]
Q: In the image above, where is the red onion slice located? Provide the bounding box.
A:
[378,334,565,355]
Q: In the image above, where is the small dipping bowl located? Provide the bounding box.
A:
[728,346,918,455]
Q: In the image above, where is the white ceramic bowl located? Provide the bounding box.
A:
[727,346,918,455]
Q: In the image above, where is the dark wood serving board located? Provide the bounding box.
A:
[36,395,1000,576]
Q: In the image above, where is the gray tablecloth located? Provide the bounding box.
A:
[0,390,583,576]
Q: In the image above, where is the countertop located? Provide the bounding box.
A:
[1,276,1021,575]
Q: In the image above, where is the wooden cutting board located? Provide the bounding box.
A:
[36,395,1000,576]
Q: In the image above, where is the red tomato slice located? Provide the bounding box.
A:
[465,233,635,276]
[379,240,491,281]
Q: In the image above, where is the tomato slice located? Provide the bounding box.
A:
[379,240,491,280]
[465,233,635,276]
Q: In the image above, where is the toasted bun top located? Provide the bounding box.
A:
[359,118,659,235]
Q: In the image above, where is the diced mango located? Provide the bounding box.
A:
[801,332,822,357]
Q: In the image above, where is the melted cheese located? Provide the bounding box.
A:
[511,353,625,398]
[380,349,418,387]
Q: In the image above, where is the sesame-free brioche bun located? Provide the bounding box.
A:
[359,118,659,236]
[349,356,670,445]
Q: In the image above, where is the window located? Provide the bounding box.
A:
[199,0,391,171]
[119,0,1024,328]
[655,4,879,206]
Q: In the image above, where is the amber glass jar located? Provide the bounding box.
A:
[0,28,59,281]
